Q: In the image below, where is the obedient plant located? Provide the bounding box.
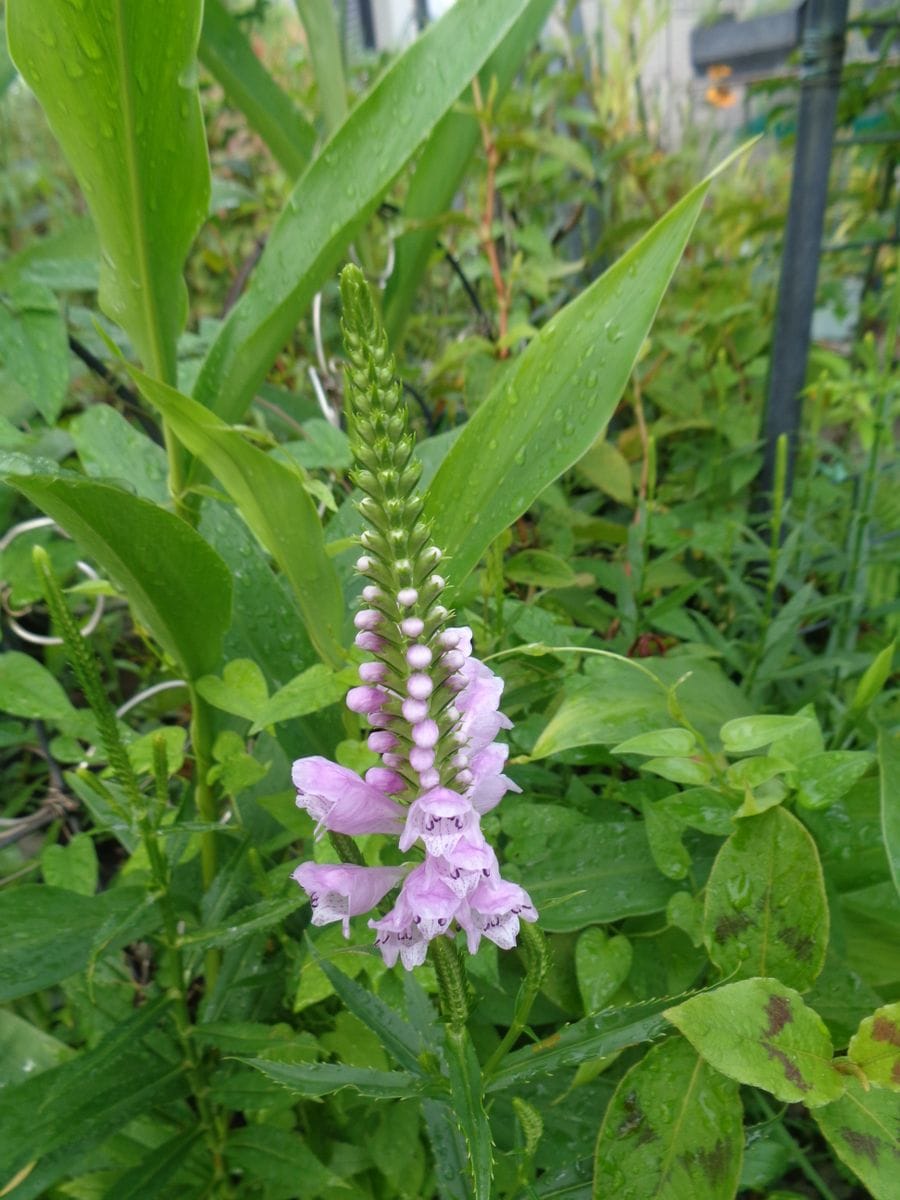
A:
[291,266,537,967]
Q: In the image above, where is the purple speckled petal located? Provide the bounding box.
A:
[293,862,405,937]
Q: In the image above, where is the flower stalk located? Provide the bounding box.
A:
[290,266,537,971]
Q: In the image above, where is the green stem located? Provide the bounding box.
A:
[189,686,220,988]
[483,923,549,1078]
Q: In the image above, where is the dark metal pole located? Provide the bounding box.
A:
[758,0,849,501]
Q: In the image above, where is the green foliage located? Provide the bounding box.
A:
[1,3,897,1198]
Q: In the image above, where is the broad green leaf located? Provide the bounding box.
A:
[199,0,315,179]
[40,833,98,896]
[642,756,712,786]
[664,979,844,1106]
[0,462,232,679]
[192,0,534,423]
[312,949,427,1075]
[0,283,68,422]
[575,928,633,1014]
[593,1037,743,1200]
[879,729,900,898]
[703,806,828,991]
[226,1125,342,1199]
[0,885,160,1001]
[613,728,698,757]
[196,659,270,722]
[424,147,750,587]
[0,998,186,1198]
[502,807,678,931]
[239,1056,427,1100]
[720,713,813,753]
[382,0,555,343]
[530,655,750,759]
[576,439,634,505]
[643,801,692,881]
[0,651,76,722]
[848,1002,900,1091]
[795,751,875,811]
[250,663,350,733]
[294,0,346,136]
[504,548,577,589]
[69,404,169,503]
[0,217,98,293]
[814,1076,900,1200]
[444,1027,492,1200]
[486,995,675,1091]
[127,371,344,669]
[8,0,209,382]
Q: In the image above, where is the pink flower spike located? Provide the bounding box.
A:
[353,609,381,631]
[445,626,473,656]
[407,673,433,700]
[399,787,476,856]
[400,861,461,938]
[367,731,398,753]
[369,889,429,970]
[468,742,521,814]
[293,757,404,839]
[362,585,382,603]
[382,752,404,769]
[402,698,429,723]
[406,644,432,669]
[397,587,418,607]
[438,834,497,897]
[409,745,435,772]
[441,649,466,671]
[359,661,387,684]
[355,630,385,653]
[400,617,425,637]
[458,875,537,952]
[365,766,407,793]
[418,768,440,789]
[346,685,387,714]
[293,862,404,937]
[412,719,439,749]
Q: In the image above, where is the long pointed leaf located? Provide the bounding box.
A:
[193,0,534,424]
[294,0,347,137]
[7,0,209,382]
[200,0,315,179]
[424,146,753,588]
[383,0,555,345]
[239,1057,426,1100]
[0,455,231,680]
[444,1028,493,1200]
[127,370,344,669]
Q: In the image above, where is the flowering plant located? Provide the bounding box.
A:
[291,266,537,968]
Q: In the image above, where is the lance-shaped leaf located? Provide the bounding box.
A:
[593,1037,743,1200]
[848,1002,900,1091]
[664,979,844,1107]
[444,1027,493,1200]
[199,0,315,179]
[424,145,753,588]
[486,995,676,1091]
[8,0,209,382]
[192,0,534,424]
[382,0,555,344]
[128,370,344,669]
[703,806,829,992]
[294,0,347,137]
[0,456,231,680]
[814,1076,900,1200]
[879,728,900,899]
[238,1057,428,1100]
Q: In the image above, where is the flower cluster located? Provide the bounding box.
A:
[290,266,536,970]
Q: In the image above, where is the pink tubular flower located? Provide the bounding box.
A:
[293,756,404,838]
[398,787,477,856]
[457,876,538,954]
[293,862,405,937]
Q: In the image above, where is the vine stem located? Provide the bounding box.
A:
[483,923,549,1077]
[472,76,510,356]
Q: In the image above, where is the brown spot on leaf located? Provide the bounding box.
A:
[714,912,753,944]
[777,925,814,961]
[842,1128,881,1164]
[762,1041,810,1092]
[891,1060,900,1085]
[763,994,793,1038]
[695,1137,732,1183]
[872,1016,900,1047]
[616,1090,657,1144]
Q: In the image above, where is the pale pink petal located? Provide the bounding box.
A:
[293,862,405,937]
[293,756,404,838]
